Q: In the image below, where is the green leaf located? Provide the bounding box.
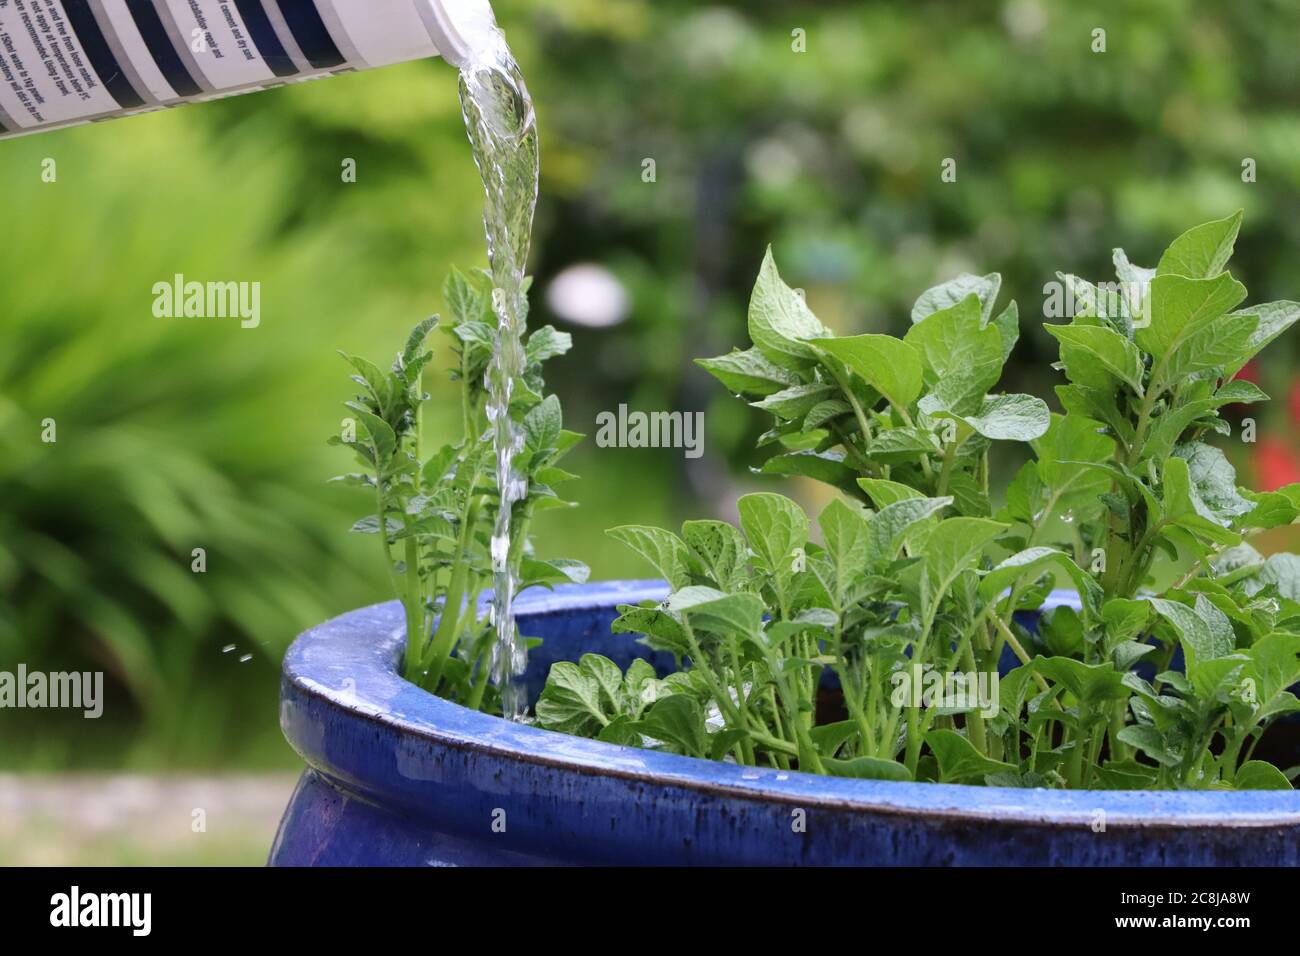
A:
[1243,632,1300,705]
[860,426,942,463]
[1102,598,1152,647]
[1030,414,1115,524]
[912,272,1002,325]
[607,526,694,589]
[751,383,838,420]
[1001,460,1039,523]
[519,556,591,589]
[1035,657,1128,708]
[1113,640,1156,672]
[1141,380,1268,465]
[342,353,400,414]
[668,586,765,638]
[636,695,709,757]
[709,728,752,761]
[695,348,800,397]
[737,493,809,576]
[762,610,837,651]
[1226,301,1300,376]
[535,655,619,737]
[357,411,398,467]
[1155,211,1242,279]
[611,604,691,659]
[992,300,1020,363]
[756,450,858,493]
[1158,452,1247,548]
[1243,553,1300,602]
[867,496,951,566]
[1045,324,1146,393]
[525,325,572,365]
[945,472,993,518]
[1056,383,1135,447]
[1233,760,1293,790]
[819,498,872,572]
[392,512,456,542]
[1116,724,1181,768]
[925,729,1015,783]
[1113,248,1156,318]
[444,266,488,325]
[818,498,872,605]
[1042,601,1090,655]
[328,472,376,489]
[401,316,439,368]
[534,465,579,488]
[623,659,662,715]
[921,517,1008,608]
[1138,272,1247,364]
[1148,595,1236,674]
[931,392,1050,442]
[904,294,1004,415]
[450,319,494,353]
[1175,443,1254,527]
[1241,490,1299,531]
[803,399,852,430]
[596,715,642,747]
[536,654,669,739]
[554,429,585,458]
[814,334,924,410]
[979,547,1101,618]
[747,247,830,368]
[808,719,860,757]
[522,394,563,454]
[681,520,748,592]
[421,444,459,486]
[857,477,924,508]
[1162,310,1258,382]
[1056,276,1128,335]
[350,515,401,535]
[822,756,912,781]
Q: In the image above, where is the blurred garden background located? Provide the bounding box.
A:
[3,0,1300,862]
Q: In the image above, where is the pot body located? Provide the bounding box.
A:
[271,581,1300,866]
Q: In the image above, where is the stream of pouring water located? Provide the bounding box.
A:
[457,26,539,721]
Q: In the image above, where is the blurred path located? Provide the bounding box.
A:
[0,774,298,866]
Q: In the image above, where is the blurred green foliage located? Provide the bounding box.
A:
[3,0,1299,767]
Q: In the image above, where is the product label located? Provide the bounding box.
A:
[0,0,121,128]
[0,0,444,139]
[162,0,275,89]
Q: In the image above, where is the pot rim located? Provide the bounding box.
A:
[281,580,1300,827]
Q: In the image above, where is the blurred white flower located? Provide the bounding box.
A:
[546,264,631,328]
[1003,0,1048,41]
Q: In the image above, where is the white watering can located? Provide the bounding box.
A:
[0,0,494,140]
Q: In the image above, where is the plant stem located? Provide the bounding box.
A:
[1067,719,1087,788]
[422,495,482,688]
[936,434,960,497]
[989,612,1051,693]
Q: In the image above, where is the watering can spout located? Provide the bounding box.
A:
[0,0,500,141]
[425,0,500,70]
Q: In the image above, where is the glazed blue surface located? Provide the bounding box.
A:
[271,581,1300,866]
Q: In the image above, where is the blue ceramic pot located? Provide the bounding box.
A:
[270,580,1300,865]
